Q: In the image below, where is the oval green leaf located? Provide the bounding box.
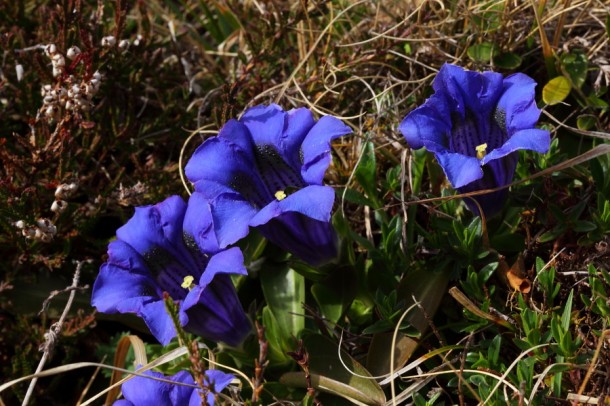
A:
[493,52,522,69]
[467,42,494,62]
[542,76,571,105]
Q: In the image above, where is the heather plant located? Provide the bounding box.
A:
[2,1,610,406]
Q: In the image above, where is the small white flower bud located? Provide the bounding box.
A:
[52,65,64,77]
[92,71,102,81]
[64,100,73,110]
[44,95,56,103]
[15,220,25,229]
[44,44,57,57]
[52,53,65,67]
[66,46,81,59]
[23,227,36,239]
[34,228,44,240]
[15,64,24,82]
[71,84,80,95]
[118,39,130,51]
[51,200,68,213]
[133,34,143,47]
[101,36,116,47]
[45,105,57,117]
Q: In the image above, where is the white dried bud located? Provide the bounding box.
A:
[34,228,44,240]
[66,46,81,59]
[92,70,102,81]
[133,34,143,47]
[64,100,73,110]
[44,44,57,57]
[52,65,64,77]
[15,64,24,82]
[118,39,130,51]
[40,232,53,243]
[51,199,68,213]
[15,220,25,229]
[23,227,36,238]
[71,84,80,95]
[52,53,65,67]
[55,183,78,199]
[44,95,56,104]
[101,36,116,47]
[45,105,57,117]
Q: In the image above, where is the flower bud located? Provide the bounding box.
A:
[101,36,116,47]
[118,39,130,51]
[51,200,68,213]
[44,44,57,57]
[66,46,81,59]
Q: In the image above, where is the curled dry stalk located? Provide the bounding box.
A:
[22,260,90,406]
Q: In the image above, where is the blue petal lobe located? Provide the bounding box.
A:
[120,369,173,406]
[481,128,551,165]
[210,193,258,248]
[301,115,352,184]
[497,73,540,132]
[140,300,177,345]
[435,152,484,189]
[91,240,159,314]
[183,192,219,253]
[116,196,187,258]
[249,185,335,227]
[399,95,451,152]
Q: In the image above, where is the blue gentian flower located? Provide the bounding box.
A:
[114,368,234,406]
[91,194,251,346]
[399,64,550,216]
[185,104,352,266]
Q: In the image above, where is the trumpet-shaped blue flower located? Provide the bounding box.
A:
[185,104,352,266]
[91,194,251,346]
[114,368,234,406]
[399,64,550,216]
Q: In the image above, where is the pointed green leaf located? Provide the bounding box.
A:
[354,141,378,206]
[260,263,305,340]
[280,334,386,405]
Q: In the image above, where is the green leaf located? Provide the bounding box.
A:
[561,290,573,331]
[467,42,494,63]
[262,307,292,364]
[311,266,357,324]
[260,263,305,341]
[493,52,522,69]
[576,114,597,131]
[354,141,378,206]
[561,52,588,89]
[280,334,386,405]
[543,76,571,105]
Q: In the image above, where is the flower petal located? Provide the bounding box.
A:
[481,128,551,165]
[240,104,286,148]
[115,196,187,258]
[183,192,219,253]
[120,369,173,405]
[257,212,338,265]
[301,115,352,184]
[496,73,540,132]
[182,273,251,346]
[185,127,259,199]
[399,94,451,152]
[210,193,258,248]
[435,152,484,189]
[249,185,335,227]
[140,300,178,345]
[91,240,159,314]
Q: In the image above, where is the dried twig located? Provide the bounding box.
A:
[22,260,89,406]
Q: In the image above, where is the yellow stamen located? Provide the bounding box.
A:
[476,143,488,160]
[275,190,287,201]
[181,275,195,290]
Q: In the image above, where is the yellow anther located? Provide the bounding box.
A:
[274,190,287,201]
[476,143,488,160]
[181,275,195,290]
